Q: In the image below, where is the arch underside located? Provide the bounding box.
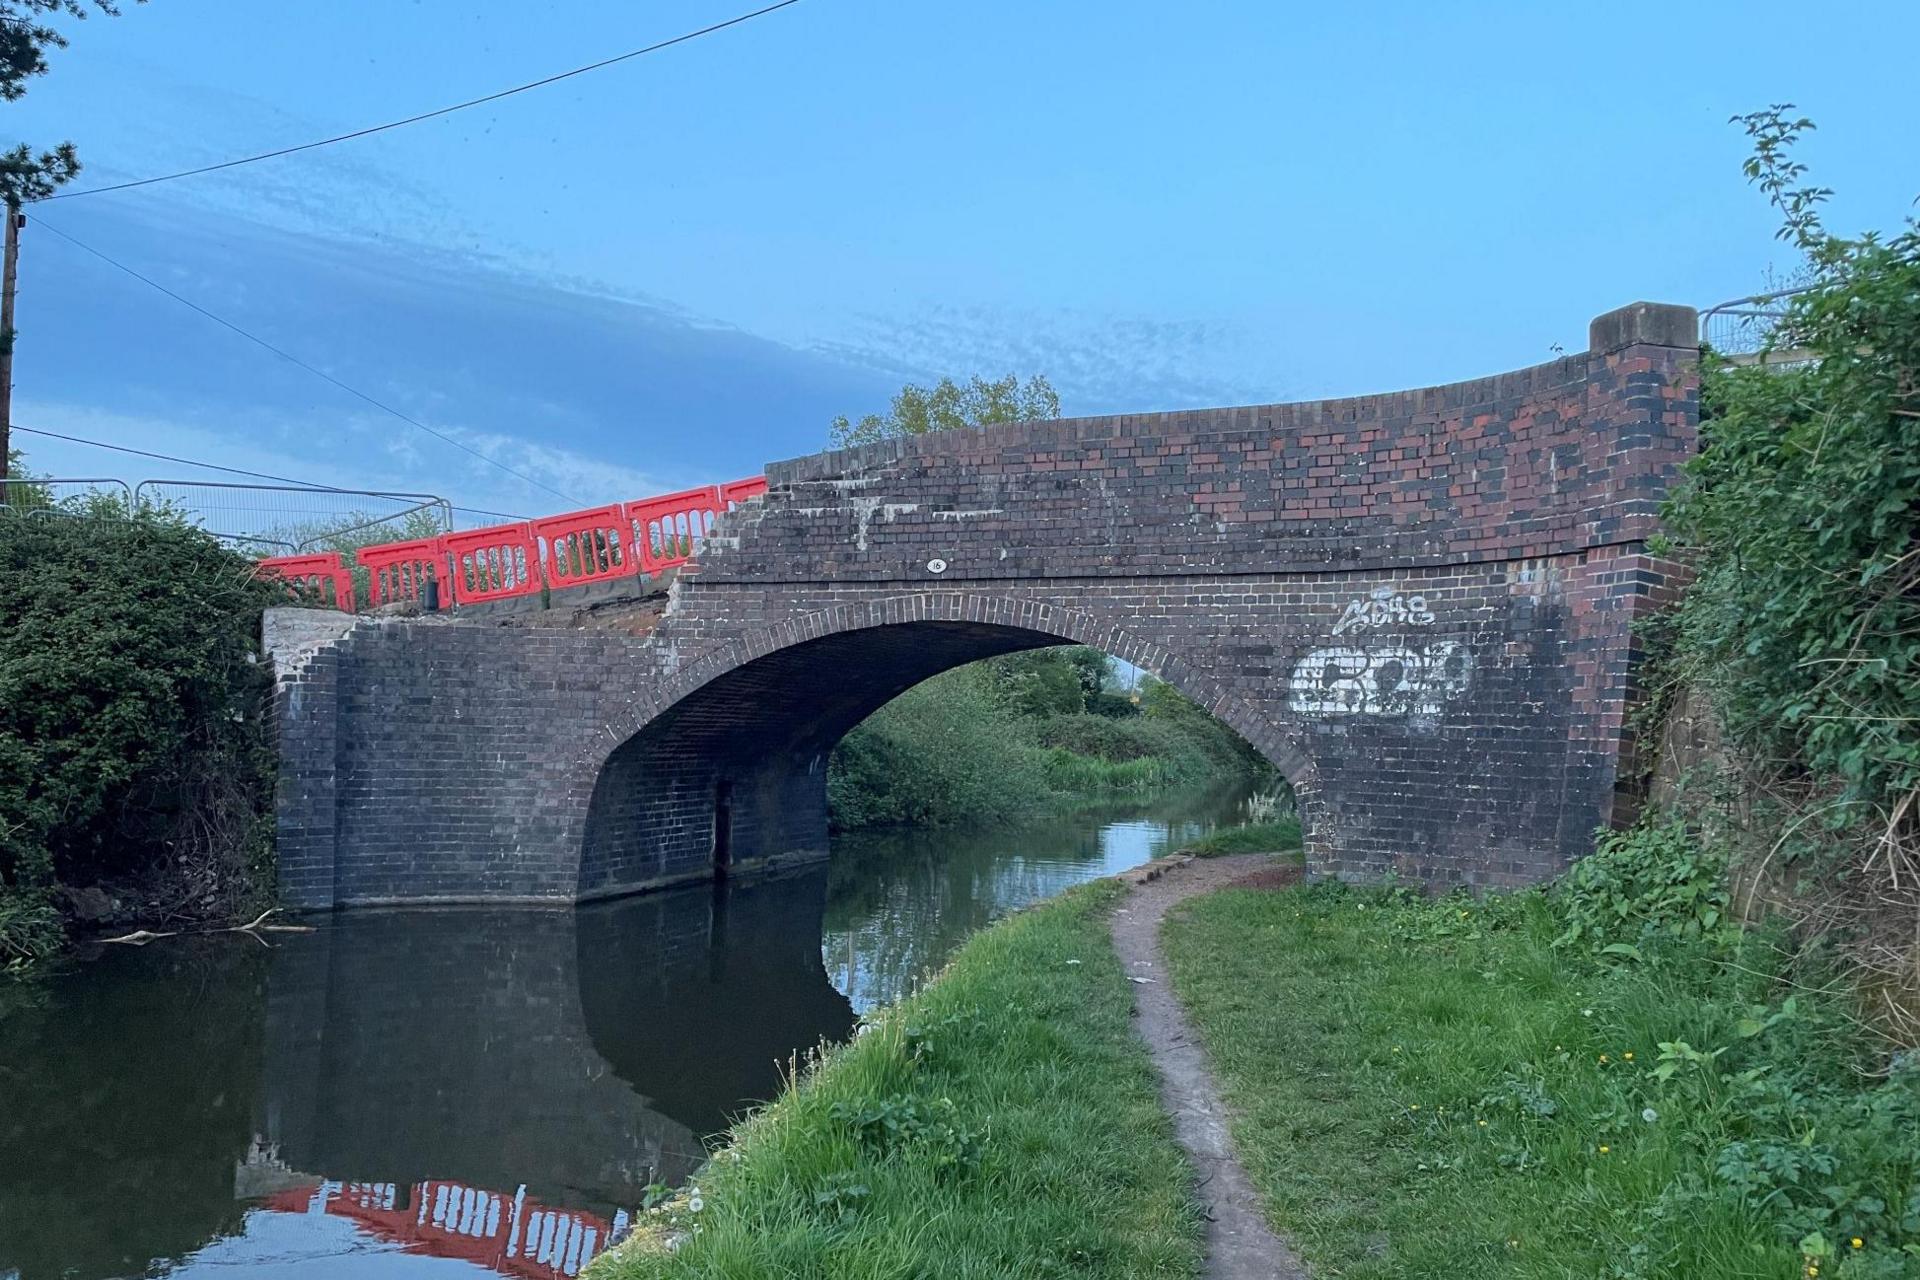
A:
[577,617,1296,899]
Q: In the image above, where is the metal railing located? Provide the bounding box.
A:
[1698,286,1819,366]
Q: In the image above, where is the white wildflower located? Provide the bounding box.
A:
[688,1187,704,1213]
[1642,1108,1659,1124]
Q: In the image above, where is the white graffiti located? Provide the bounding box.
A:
[1287,641,1472,717]
[1331,586,1435,636]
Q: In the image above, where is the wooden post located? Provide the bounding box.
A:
[0,202,19,482]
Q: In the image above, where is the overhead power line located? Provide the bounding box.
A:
[37,0,805,202]
[15,422,362,487]
[35,218,580,506]
[9,423,528,521]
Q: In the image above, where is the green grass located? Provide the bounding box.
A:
[1162,881,1920,1279]
[590,880,1201,1280]
[1181,817,1303,858]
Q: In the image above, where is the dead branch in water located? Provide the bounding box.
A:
[99,907,314,947]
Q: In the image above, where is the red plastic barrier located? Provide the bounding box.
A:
[321,477,771,607]
[443,522,541,605]
[627,486,722,574]
[257,553,355,611]
[532,504,635,590]
[356,536,451,610]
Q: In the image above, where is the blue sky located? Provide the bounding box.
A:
[8,0,1918,517]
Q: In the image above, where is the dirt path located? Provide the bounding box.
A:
[1113,854,1307,1280]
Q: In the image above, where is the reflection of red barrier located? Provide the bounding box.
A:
[260,1178,620,1279]
[720,476,768,507]
[357,536,451,610]
[532,505,635,591]
[627,486,722,574]
[258,554,356,611]
[444,523,541,606]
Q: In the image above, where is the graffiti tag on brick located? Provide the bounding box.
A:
[1330,586,1435,636]
[1287,641,1471,717]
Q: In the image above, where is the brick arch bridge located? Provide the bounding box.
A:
[270,301,1698,910]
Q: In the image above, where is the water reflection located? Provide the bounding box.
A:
[824,789,1249,1010]
[0,870,852,1280]
[0,938,268,1280]
[247,1174,621,1278]
[0,788,1249,1279]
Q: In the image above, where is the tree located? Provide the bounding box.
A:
[830,374,1060,448]
[1,1,133,206]
[1063,647,1110,699]
[984,649,1087,719]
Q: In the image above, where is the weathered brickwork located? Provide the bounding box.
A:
[271,303,1699,907]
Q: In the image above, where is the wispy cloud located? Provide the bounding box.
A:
[451,427,668,508]
[11,400,661,525]
[810,303,1290,415]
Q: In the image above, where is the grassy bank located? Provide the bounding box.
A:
[1161,831,1920,1278]
[828,648,1272,831]
[590,880,1200,1279]
[1182,818,1303,858]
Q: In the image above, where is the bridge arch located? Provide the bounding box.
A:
[571,593,1321,898]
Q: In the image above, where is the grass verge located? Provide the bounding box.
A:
[1162,879,1920,1278]
[1181,818,1303,858]
[589,880,1201,1280]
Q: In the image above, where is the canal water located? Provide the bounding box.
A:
[0,788,1251,1280]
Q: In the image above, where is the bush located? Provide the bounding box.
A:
[827,665,1056,829]
[827,651,1276,829]
[0,888,62,972]
[1035,713,1177,762]
[1556,818,1736,955]
[1650,108,1920,1037]
[1665,108,1920,825]
[0,511,282,959]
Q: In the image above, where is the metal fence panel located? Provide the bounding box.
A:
[1699,286,1819,365]
[131,481,452,553]
[0,477,134,516]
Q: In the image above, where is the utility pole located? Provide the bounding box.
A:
[0,202,18,482]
